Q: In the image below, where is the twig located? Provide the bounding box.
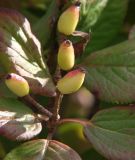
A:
[58,118,88,126]
[22,95,53,118]
[39,68,63,156]
[47,65,63,134]
[52,66,63,120]
[53,90,63,120]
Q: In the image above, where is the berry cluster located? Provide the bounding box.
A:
[5,1,85,97]
[57,1,85,94]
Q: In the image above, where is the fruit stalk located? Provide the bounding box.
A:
[23,95,53,118]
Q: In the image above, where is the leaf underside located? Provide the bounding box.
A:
[0,97,42,141]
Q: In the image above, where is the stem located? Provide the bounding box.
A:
[52,65,63,121]
[22,95,53,118]
[47,66,63,135]
[58,118,88,126]
[47,90,63,137]
[53,90,63,120]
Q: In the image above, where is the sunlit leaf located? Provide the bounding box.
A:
[0,97,42,141]
[82,0,129,56]
[0,9,55,96]
[79,0,108,30]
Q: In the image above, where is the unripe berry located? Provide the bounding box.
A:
[57,2,81,35]
[58,40,75,70]
[5,73,29,97]
[57,68,85,94]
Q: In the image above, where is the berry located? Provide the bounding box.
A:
[57,68,85,94]
[5,73,29,97]
[58,40,75,70]
[57,2,81,35]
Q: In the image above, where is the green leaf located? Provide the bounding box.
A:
[129,25,135,40]
[33,0,59,47]
[78,0,108,30]
[4,139,82,160]
[83,0,128,56]
[0,9,56,96]
[0,81,17,98]
[82,148,106,160]
[83,106,135,160]
[0,97,42,141]
[83,38,135,103]
[0,141,6,159]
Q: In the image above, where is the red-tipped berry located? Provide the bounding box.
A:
[57,68,85,94]
[57,2,81,35]
[5,73,29,97]
[58,40,75,70]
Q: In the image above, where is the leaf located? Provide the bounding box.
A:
[0,8,56,96]
[0,81,17,98]
[83,0,129,56]
[78,0,108,30]
[0,97,42,141]
[129,25,135,40]
[83,106,135,160]
[83,38,135,103]
[0,141,6,159]
[4,139,82,160]
[33,0,59,47]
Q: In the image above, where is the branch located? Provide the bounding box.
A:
[22,95,53,118]
[53,90,63,120]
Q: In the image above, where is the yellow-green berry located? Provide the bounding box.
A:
[58,40,75,70]
[57,68,85,94]
[5,73,29,97]
[57,2,81,35]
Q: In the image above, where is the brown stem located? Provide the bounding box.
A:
[47,66,63,136]
[52,66,63,121]
[53,90,63,120]
[22,95,53,118]
[58,118,88,126]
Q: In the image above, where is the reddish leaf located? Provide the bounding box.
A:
[4,139,82,160]
[0,98,42,141]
